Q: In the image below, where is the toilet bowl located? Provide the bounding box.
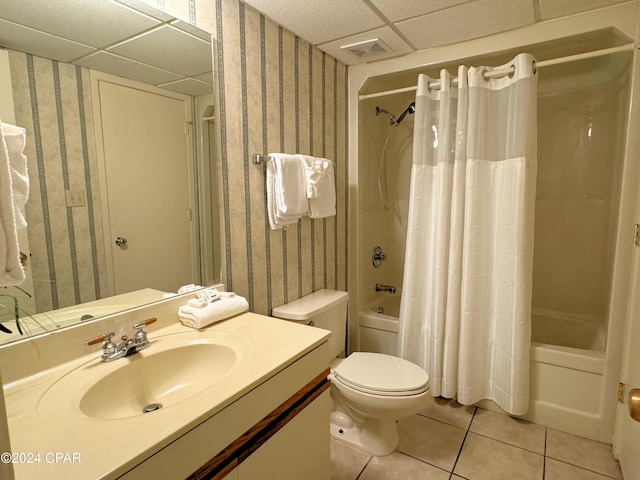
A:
[271,290,430,456]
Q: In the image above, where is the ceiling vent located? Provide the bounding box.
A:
[340,38,391,60]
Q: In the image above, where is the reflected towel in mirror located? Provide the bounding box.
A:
[0,120,28,286]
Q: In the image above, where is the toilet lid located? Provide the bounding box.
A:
[332,352,429,395]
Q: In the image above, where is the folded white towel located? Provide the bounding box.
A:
[297,154,329,199]
[271,153,308,216]
[0,120,26,286]
[178,294,249,329]
[297,154,336,218]
[266,159,299,229]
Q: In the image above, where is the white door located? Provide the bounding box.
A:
[614,221,640,477]
[92,73,196,295]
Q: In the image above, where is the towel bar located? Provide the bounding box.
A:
[252,154,268,164]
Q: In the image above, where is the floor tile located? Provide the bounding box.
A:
[469,408,546,454]
[454,432,544,480]
[330,437,371,480]
[397,414,467,472]
[545,457,618,480]
[358,451,450,480]
[546,429,622,479]
[419,396,476,430]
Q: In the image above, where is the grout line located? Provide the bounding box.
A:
[447,406,477,475]
[354,456,373,480]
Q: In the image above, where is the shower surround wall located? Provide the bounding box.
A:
[533,72,628,348]
[358,96,413,311]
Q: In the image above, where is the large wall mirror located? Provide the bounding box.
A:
[0,0,220,346]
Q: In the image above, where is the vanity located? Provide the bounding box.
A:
[0,293,331,479]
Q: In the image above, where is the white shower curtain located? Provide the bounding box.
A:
[398,53,537,415]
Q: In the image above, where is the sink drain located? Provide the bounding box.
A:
[142,403,163,413]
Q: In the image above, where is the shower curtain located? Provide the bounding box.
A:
[398,53,537,415]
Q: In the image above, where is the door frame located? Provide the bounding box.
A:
[90,71,198,296]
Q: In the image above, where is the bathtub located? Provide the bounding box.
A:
[359,296,606,440]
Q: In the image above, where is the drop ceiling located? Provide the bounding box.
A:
[0,0,213,97]
[242,0,632,65]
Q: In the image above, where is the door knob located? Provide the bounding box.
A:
[114,237,128,247]
[629,388,640,422]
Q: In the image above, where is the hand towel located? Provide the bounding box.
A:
[271,153,308,216]
[1,123,28,230]
[0,120,26,286]
[266,159,299,229]
[297,154,336,218]
[178,294,249,329]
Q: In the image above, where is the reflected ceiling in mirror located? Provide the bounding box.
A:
[0,0,213,96]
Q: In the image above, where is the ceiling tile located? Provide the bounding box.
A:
[193,71,214,84]
[0,19,95,63]
[318,26,413,65]
[396,0,535,51]
[538,0,628,20]
[370,0,470,22]
[108,25,212,76]
[0,0,160,48]
[170,19,212,41]
[74,51,184,86]
[242,0,385,45]
[159,78,214,96]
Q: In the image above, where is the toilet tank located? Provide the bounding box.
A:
[272,289,348,359]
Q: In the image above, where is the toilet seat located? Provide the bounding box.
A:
[332,352,429,397]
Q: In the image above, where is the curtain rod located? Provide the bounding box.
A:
[358,43,635,101]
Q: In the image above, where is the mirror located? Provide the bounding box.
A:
[0,0,219,346]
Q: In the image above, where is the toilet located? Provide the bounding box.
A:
[272,289,430,456]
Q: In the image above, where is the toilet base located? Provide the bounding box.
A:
[329,415,399,456]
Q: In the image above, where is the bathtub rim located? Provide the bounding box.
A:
[359,310,605,375]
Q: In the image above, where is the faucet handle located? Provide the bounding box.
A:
[85,332,115,346]
[133,317,157,330]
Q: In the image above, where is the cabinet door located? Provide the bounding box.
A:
[220,467,238,480]
[239,390,330,480]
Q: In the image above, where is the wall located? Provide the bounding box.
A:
[211,0,349,314]
[8,52,109,314]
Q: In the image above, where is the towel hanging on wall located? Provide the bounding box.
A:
[264,153,336,229]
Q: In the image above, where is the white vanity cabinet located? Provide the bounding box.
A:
[117,316,331,480]
[218,391,329,480]
[238,391,330,480]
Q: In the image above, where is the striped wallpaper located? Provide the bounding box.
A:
[212,0,349,315]
[9,51,108,314]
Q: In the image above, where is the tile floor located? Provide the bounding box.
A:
[330,397,623,480]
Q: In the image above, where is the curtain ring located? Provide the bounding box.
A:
[532,60,537,74]
[508,64,515,79]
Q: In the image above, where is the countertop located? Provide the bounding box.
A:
[3,313,330,479]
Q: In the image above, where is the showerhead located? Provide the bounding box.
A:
[375,106,397,125]
[395,102,415,125]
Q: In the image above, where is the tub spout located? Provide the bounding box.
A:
[375,283,396,294]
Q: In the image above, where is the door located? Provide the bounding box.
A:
[92,73,196,295]
[614,223,640,478]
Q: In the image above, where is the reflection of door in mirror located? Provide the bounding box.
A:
[91,72,196,295]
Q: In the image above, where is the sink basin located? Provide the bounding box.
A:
[80,343,236,420]
[37,330,251,421]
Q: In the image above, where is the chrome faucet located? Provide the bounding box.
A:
[85,317,157,362]
[375,283,396,294]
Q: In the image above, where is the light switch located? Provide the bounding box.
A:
[65,189,86,207]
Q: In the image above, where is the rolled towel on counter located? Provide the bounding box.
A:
[178,293,249,329]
